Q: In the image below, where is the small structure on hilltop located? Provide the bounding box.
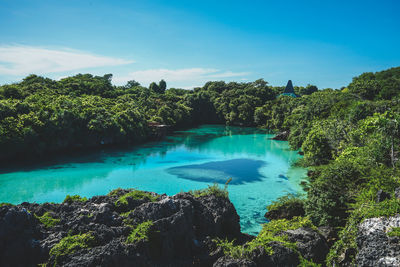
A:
[281,80,299,97]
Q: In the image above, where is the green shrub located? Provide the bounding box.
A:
[266,194,305,220]
[35,212,60,228]
[107,188,124,196]
[190,178,231,199]
[126,221,154,243]
[216,217,316,259]
[387,227,400,237]
[268,194,304,211]
[301,127,332,166]
[299,257,321,267]
[305,158,364,227]
[356,199,400,220]
[120,210,135,218]
[63,195,87,204]
[115,190,157,208]
[50,233,96,260]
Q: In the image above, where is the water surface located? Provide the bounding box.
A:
[0,125,306,234]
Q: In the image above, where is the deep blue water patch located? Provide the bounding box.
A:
[167,158,266,184]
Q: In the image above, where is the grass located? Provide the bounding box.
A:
[50,233,96,262]
[115,190,158,208]
[107,188,124,196]
[387,227,400,237]
[63,195,88,204]
[126,221,154,244]
[266,193,305,218]
[215,216,317,262]
[120,210,135,218]
[189,178,231,199]
[35,212,60,228]
[0,202,13,207]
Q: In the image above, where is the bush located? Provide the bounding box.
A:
[305,158,363,227]
[35,212,60,228]
[266,194,305,220]
[189,178,231,199]
[63,195,88,204]
[387,227,400,237]
[126,221,154,243]
[115,190,158,208]
[302,127,332,166]
[216,217,316,259]
[107,188,124,196]
[50,233,96,261]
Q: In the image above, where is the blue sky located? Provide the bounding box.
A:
[0,0,399,89]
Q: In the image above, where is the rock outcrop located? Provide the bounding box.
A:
[283,227,329,264]
[0,190,245,267]
[264,203,305,221]
[356,215,400,266]
[0,189,330,266]
[271,131,289,141]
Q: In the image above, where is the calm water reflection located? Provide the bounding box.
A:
[0,125,306,234]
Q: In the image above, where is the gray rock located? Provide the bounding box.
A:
[283,227,329,264]
[0,206,43,266]
[213,256,257,267]
[376,189,391,203]
[395,187,400,199]
[356,215,400,266]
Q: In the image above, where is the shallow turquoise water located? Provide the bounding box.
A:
[0,125,306,234]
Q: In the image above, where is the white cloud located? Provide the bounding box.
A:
[0,45,133,76]
[113,68,250,87]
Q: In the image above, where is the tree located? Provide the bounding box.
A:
[125,80,141,88]
[299,84,318,95]
[149,82,161,94]
[302,126,332,165]
[159,80,167,93]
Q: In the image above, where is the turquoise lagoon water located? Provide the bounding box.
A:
[0,125,306,234]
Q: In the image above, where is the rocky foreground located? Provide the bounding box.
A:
[0,188,398,267]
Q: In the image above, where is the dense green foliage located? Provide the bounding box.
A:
[2,66,400,266]
[0,74,191,160]
[0,73,324,161]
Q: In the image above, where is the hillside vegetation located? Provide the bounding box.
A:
[1,66,400,265]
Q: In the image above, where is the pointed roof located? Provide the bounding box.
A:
[283,80,295,94]
[280,80,299,97]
